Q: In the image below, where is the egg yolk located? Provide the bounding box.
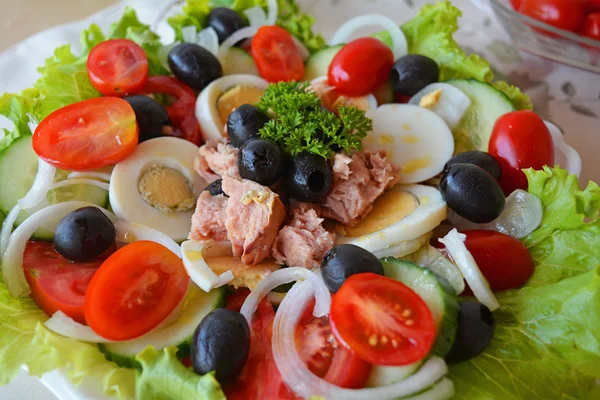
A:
[217,85,265,125]
[205,256,280,290]
[138,165,195,213]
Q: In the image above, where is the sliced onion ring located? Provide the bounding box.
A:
[330,14,408,59]
[0,204,22,258]
[197,27,219,57]
[2,202,115,297]
[18,159,56,209]
[158,42,179,73]
[266,0,278,26]
[67,171,112,182]
[114,220,181,259]
[240,267,331,325]
[273,281,449,399]
[51,179,109,192]
[245,6,268,27]
[218,26,258,60]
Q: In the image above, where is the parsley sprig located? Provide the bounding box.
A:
[256,82,373,158]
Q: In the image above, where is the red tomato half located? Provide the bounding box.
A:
[585,0,600,11]
[328,38,394,97]
[33,97,138,171]
[581,13,600,41]
[23,241,112,324]
[520,0,585,33]
[87,39,149,96]
[330,273,436,366]
[143,76,201,145]
[511,0,523,9]
[488,110,554,195]
[461,230,534,294]
[251,26,305,82]
[84,241,189,341]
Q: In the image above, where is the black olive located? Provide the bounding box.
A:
[321,244,384,293]
[168,43,223,91]
[440,163,505,224]
[123,95,171,142]
[54,207,116,262]
[190,308,250,384]
[445,301,495,364]
[390,55,440,96]
[238,138,283,186]
[443,151,502,182]
[207,8,248,44]
[285,152,333,203]
[227,104,270,148]
[204,178,227,196]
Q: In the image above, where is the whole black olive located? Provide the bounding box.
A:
[54,207,116,262]
[190,308,250,384]
[445,301,495,364]
[207,8,248,43]
[227,104,270,148]
[443,151,502,182]
[204,178,227,196]
[285,152,333,203]
[168,43,223,91]
[440,163,505,224]
[238,138,283,186]
[321,244,384,293]
[390,55,440,96]
[123,95,171,142]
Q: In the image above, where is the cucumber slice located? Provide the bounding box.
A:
[366,361,422,388]
[446,79,515,154]
[221,47,258,76]
[380,258,459,357]
[0,135,109,240]
[304,45,343,81]
[100,286,225,369]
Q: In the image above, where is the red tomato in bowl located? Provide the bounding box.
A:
[488,110,554,195]
[330,273,436,366]
[581,13,600,41]
[87,39,149,96]
[328,38,394,97]
[251,26,305,82]
[519,0,585,33]
[33,97,138,171]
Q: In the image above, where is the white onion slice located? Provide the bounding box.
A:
[158,42,179,73]
[409,83,472,130]
[67,171,112,182]
[181,26,197,43]
[402,245,465,295]
[114,220,182,259]
[51,179,109,192]
[18,159,56,209]
[401,378,454,400]
[266,0,278,26]
[438,229,499,311]
[330,15,408,59]
[2,202,115,297]
[180,240,233,292]
[218,26,258,60]
[0,204,22,258]
[45,311,116,343]
[240,267,331,325]
[197,27,219,57]
[447,190,542,239]
[545,121,582,178]
[245,6,268,27]
[273,281,449,399]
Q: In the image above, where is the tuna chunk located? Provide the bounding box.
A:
[222,176,286,265]
[322,150,398,227]
[189,191,228,242]
[272,203,335,269]
[194,139,240,183]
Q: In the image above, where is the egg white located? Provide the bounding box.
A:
[181,240,233,292]
[109,137,207,242]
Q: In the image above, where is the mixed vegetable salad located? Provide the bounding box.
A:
[0,1,598,399]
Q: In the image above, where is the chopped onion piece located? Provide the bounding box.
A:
[272,281,449,399]
[218,26,258,60]
[245,6,268,27]
[438,229,499,311]
[18,159,56,209]
[330,15,408,59]
[67,171,112,182]
[181,26,197,43]
[266,0,278,26]
[291,35,310,61]
[51,179,109,192]
[0,204,22,259]
[545,121,582,178]
[180,240,233,292]
[2,202,115,297]
[158,42,179,73]
[240,267,331,325]
[45,311,116,343]
[115,220,182,259]
[197,27,219,57]
[447,190,542,239]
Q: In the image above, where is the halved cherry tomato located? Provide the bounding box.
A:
[460,230,534,294]
[585,0,600,11]
[87,39,149,96]
[581,13,600,41]
[328,38,394,97]
[251,26,305,82]
[520,0,585,33]
[330,273,436,366]
[143,76,201,145]
[23,241,113,324]
[33,97,138,171]
[511,0,523,9]
[488,110,554,195]
[84,241,189,341]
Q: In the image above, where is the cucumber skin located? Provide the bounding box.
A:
[98,289,226,370]
[304,45,343,81]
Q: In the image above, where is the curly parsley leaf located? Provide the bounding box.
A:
[256,82,372,158]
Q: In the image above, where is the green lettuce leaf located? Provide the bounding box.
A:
[0,89,39,152]
[493,81,533,111]
[135,347,225,400]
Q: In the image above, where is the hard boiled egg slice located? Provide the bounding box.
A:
[365,104,454,184]
[196,74,269,142]
[336,184,447,254]
[409,83,472,130]
[110,137,206,242]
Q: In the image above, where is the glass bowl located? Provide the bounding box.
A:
[489,0,600,74]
